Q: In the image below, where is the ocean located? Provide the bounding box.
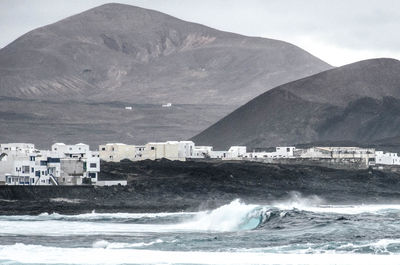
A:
[1,196,400,265]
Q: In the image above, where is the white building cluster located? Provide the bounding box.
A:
[2,140,400,186]
[244,146,400,167]
[0,143,100,186]
[98,142,248,162]
[97,142,400,168]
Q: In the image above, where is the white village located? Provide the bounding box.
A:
[1,141,400,186]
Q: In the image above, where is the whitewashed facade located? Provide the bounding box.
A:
[99,143,144,162]
[244,147,295,159]
[192,146,213,158]
[142,141,195,161]
[51,143,100,185]
[375,151,400,165]
[0,144,59,185]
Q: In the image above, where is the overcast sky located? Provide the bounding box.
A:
[1,0,399,66]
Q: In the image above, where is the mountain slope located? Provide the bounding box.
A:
[0,3,332,147]
[0,3,330,104]
[192,58,400,149]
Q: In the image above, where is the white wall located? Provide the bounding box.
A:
[375,151,400,165]
[96,180,127,186]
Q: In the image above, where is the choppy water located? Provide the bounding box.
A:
[1,195,400,264]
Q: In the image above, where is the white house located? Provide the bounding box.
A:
[375,151,400,165]
[52,143,90,158]
[99,143,145,162]
[244,147,295,159]
[142,141,195,161]
[51,143,100,184]
[0,145,59,186]
[192,146,213,158]
[223,146,247,159]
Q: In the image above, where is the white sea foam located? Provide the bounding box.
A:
[0,210,196,221]
[0,243,399,265]
[271,192,400,215]
[237,238,400,255]
[92,239,163,249]
[274,203,400,215]
[336,238,400,254]
[49,198,83,203]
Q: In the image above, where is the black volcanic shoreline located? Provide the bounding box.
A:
[1,159,400,215]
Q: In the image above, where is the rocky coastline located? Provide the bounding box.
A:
[1,159,400,215]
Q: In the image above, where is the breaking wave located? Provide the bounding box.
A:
[2,196,400,264]
[2,196,400,236]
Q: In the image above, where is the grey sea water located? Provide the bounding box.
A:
[1,197,400,264]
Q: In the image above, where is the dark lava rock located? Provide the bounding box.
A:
[1,160,400,215]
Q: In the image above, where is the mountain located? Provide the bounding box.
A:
[192,58,400,150]
[0,3,330,104]
[0,3,331,147]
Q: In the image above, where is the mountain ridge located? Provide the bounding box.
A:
[192,58,400,149]
[0,3,331,105]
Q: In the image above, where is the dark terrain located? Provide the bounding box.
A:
[0,3,330,147]
[1,160,400,215]
[193,58,400,150]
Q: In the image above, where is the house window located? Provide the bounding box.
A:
[31,168,34,173]
[102,147,105,151]
[90,163,97,168]
[89,172,96,178]
[22,166,29,174]
[151,147,155,150]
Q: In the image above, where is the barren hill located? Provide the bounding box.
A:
[192,58,400,150]
[0,3,330,104]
